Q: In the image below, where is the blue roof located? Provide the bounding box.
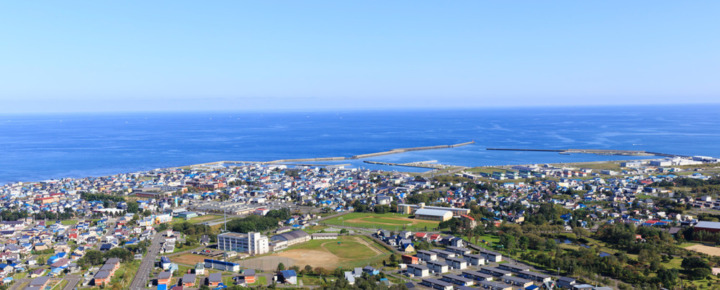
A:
[205,259,238,267]
[280,270,297,277]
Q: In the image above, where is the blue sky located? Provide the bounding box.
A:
[1,1,719,113]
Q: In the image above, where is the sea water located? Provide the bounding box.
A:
[1,104,719,184]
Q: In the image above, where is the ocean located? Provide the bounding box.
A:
[1,104,719,185]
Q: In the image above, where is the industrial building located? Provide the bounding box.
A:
[413,208,453,221]
[694,221,720,233]
[271,230,311,246]
[397,203,471,216]
[204,259,240,272]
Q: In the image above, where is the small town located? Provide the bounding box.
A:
[1,155,720,290]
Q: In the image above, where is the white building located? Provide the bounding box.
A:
[217,232,269,255]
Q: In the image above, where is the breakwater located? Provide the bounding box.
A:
[351,141,474,159]
[186,141,475,168]
[364,160,449,169]
[487,148,685,157]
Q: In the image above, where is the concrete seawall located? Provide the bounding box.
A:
[487,148,684,157]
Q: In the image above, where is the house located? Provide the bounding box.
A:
[461,270,493,282]
[93,271,111,286]
[243,269,256,284]
[476,280,513,290]
[157,271,172,286]
[463,254,485,266]
[401,243,415,253]
[363,266,380,276]
[420,278,454,290]
[502,276,533,288]
[497,263,529,273]
[28,276,50,289]
[480,267,512,277]
[430,249,455,259]
[402,255,419,265]
[441,274,474,287]
[427,260,449,274]
[557,276,577,289]
[194,262,205,275]
[407,264,429,277]
[417,250,437,262]
[181,273,196,287]
[446,257,468,270]
[478,249,502,262]
[207,273,222,286]
[160,256,172,270]
[279,270,297,284]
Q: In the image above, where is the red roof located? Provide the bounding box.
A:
[415,232,427,238]
[461,214,475,221]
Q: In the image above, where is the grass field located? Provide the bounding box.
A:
[109,260,141,289]
[323,212,440,231]
[172,214,222,225]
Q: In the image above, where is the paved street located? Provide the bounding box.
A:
[129,232,164,290]
[63,275,82,290]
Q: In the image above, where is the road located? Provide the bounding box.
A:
[129,232,164,290]
[63,275,82,290]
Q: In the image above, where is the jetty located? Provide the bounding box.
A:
[183,141,475,168]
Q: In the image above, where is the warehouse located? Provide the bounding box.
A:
[694,221,720,233]
[271,230,311,246]
[414,208,453,222]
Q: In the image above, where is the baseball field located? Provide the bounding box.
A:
[323,212,440,231]
[237,235,391,271]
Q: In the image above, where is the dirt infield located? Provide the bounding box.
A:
[686,244,720,257]
[171,254,208,265]
[279,249,341,267]
[240,236,387,271]
[235,256,296,271]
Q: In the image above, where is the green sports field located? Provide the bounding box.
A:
[323,212,440,231]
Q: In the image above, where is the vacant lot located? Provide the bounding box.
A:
[241,235,390,271]
[686,244,720,257]
[324,212,439,231]
[171,253,208,265]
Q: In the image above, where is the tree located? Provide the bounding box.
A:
[277,262,285,271]
[304,265,313,275]
[389,254,397,264]
[681,256,709,271]
[689,267,712,280]
[127,201,139,213]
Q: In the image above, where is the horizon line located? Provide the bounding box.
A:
[3,102,720,115]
